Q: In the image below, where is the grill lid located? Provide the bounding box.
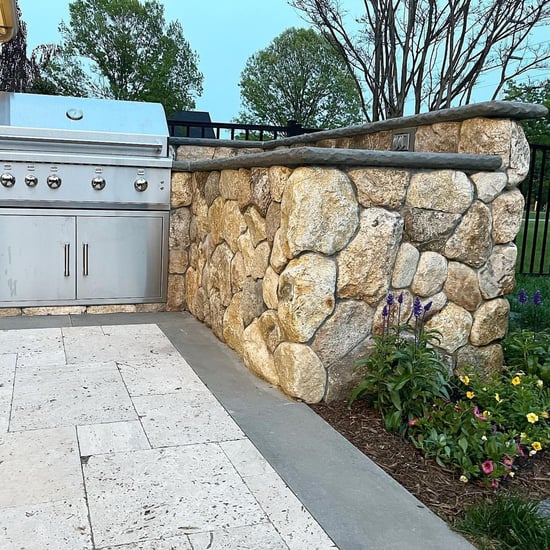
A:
[0,92,169,158]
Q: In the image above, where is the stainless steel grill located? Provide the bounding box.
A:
[0,92,172,307]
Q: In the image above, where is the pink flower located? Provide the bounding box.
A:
[473,406,488,421]
[516,445,526,457]
[503,456,514,469]
[408,418,419,426]
[481,460,494,475]
[491,480,499,489]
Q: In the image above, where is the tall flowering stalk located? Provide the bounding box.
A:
[351,292,450,434]
[515,288,544,332]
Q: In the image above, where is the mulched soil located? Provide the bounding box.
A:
[310,399,550,522]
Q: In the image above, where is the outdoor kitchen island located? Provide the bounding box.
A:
[0,92,171,308]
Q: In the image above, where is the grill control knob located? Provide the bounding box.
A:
[134,177,148,192]
[25,174,38,187]
[1,173,15,187]
[47,174,62,189]
[91,176,106,190]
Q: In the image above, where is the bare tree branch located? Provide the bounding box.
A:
[290,0,550,120]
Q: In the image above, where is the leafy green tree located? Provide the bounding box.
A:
[504,80,550,145]
[39,0,203,114]
[237,27,363,129]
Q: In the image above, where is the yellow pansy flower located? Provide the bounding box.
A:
[527,413,539,424]
[466,391,475,399]
[532,442,542,451]
[459,375,470,385]
[511,376,521,386]
[495,393,503,403]
[541,411,549,419]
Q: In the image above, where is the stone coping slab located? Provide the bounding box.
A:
[169,100,547,151]
[172,146,502,173]
[0,312,475,550]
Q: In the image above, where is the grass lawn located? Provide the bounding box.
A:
[516,216,550,275]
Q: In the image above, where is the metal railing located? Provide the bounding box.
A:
[517,143,550,275]
[166,119,321,141]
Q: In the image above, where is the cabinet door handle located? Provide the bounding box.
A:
[64,243,70,277]
[83,243,89,276]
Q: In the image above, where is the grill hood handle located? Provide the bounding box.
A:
[0,134,164,153]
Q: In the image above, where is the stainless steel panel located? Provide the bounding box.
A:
[0,212,76,304]
[0,149,172,168]
[0,161,170,208]
[0,208,168,306]
[76,213,168,302]
[0,92,169,156]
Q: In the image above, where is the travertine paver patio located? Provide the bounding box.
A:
[0,324,337,549]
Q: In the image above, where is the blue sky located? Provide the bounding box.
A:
[18,0,313,121]
[16,0,550,122]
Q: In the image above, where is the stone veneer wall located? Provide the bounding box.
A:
[166,102,546,403]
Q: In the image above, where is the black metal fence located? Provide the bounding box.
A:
[517,144,550,275]
[166,118,321,141]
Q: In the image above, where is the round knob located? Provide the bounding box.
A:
[1,173,15,187]
[47,175,62,189]
[91,176,106,190]
[134,177,148,192]
[25,174,38,187]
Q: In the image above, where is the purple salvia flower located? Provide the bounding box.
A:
[413,297,423,318]
[533,290,543,306]
[386,293,395,306]
[397,292,404,304]
[518,288,528,304]
[382,305,389,318]
[423,301,432,312]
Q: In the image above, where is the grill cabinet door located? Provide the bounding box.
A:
[0,213,76,304]
[76,213,167,302]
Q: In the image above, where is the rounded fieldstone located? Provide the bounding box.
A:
[411,251,448,297]
[337,208,403,304]
[470,298,510,346]
[281,167,359,256]
[347,167,409,209]
[274,342,326,403]
[491,189,524,244]
[392,243,420,288]
[444,201,492,268]
[278,253,336,342]
[242,319,279,385]
[406,170,473,214]
[478,244,517,300]
[312,300,374,366]
[223,293,244,355]
[425,302,473,354]
[444,262,482,311]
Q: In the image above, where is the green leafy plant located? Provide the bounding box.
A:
[503,329,550,384]
[350,293,549,486]
[415,367,549,486]
[350,294,451,434]
[454,493,550,550]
